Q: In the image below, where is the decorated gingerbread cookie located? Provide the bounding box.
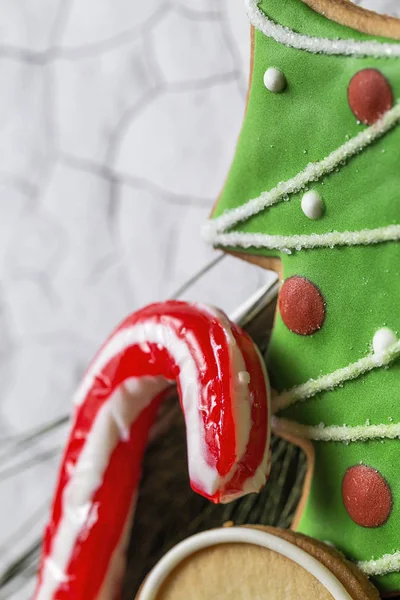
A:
[204,0,400,595]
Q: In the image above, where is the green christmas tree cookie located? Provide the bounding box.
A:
[204,0,400,594]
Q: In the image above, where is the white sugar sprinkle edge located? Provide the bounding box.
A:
[245,0,400,58]
[202,102,400,244]
[272,340,400,413]
[358,551,400,576]
[206,225,400,253]
[272,417,400,443]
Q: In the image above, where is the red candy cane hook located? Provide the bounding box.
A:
[34,301,271,600]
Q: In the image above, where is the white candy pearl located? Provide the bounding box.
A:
[301,190,324,220]
[263,67,286,93]
[373,327,397,354]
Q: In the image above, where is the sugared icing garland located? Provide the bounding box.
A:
[205,0,400,594]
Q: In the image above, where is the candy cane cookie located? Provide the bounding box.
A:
[34,301,271,600]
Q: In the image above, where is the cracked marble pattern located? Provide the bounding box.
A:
[1,1,397,598]
[0,2,256,598]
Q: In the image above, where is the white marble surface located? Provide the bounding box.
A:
[1,1,398,598]
[0,2,257,598]
[353,0,400,16]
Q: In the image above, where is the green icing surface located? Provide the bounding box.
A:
[212,0,400,593]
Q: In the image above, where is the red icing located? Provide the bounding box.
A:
[348,69,393,125]
[55,398,162,600]
[216,324,269,501]
[279,276,326,336]
[342,465,392,528]
[34,301,270,600]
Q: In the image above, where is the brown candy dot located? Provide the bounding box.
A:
[342,465,392,528]
[348,69,393,125]
[279,276,325,336]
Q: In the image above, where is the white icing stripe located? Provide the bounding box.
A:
[138,528,352,600]
[77,319,245,495]
[197,305,252,468]
[96,496,137,600]
[247,345,272,493]
[220,344,272,504]
[245,0,400,57]
[37,379,168,600]
[73,325,173,408]
[207,225,400,253]
[202,102,400,250]
[272,340,400,414]
[272,416,400,443]
[358,551,400,577]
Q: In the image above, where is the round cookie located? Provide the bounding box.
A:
[136,526,379,600]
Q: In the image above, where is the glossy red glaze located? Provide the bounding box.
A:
[279,276,326,336]
[35,301,269,600]
[342,465,392,528]
[348,69,393,125]
[221,324,268,500]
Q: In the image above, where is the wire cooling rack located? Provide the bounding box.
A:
[0,254,306,599]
